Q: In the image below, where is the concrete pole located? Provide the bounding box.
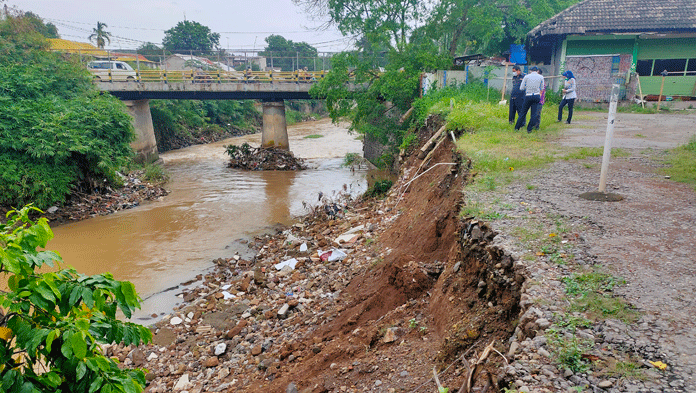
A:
[598,84,620,193]
[261,100,289,150]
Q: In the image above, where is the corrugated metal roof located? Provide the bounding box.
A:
[529,0,696,39]
[48,38,109,57]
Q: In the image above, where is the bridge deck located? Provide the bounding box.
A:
[95,69,323,100]
[99,81,314,100]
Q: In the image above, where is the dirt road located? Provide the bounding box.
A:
[479,109,696,391]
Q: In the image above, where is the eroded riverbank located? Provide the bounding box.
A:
[46,118,371,320]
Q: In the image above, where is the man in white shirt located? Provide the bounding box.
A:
[514,66,545,133]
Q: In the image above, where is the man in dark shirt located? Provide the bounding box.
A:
[509,65,525,126]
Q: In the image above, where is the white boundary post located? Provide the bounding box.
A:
[599,84,620,192]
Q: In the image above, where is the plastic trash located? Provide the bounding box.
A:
[221,291,235,300]
[300,242,308,252]
[274,258,298,270]
[318,248,347,262]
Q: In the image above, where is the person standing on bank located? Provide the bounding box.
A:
[514,66,544,133]
[509,65,525,126]
[558,70,577,124]
[533,68,547,130]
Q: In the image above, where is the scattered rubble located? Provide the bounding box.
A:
[108,118,524,392]
[226,143,308,171]
[0,170,169,226]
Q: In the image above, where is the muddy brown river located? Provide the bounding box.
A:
[47,119,368,320]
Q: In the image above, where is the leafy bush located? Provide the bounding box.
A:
[446,100,509,132]
[0,14,135,209]
[150,99,260,147]
[364,179,393,198]
[0,206,151,392]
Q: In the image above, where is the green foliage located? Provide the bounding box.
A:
[0,16,135,209]
[0,206,151,392]
[88,22,111,49]
[311,40,449,153]
[547,331,592,373]
[260,35,318,71]
[143,163,169,184]
[162,20,220,52]
[412,83,497,126]
[562,271,638,323]
[20,12,59,38]
[324,0,426,51]
[364,180,393,198]
[342,153,362,167]
[664,136,696,187]
[425,0,579,56]
[150,99,260,149]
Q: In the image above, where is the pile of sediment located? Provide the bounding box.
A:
[226,143,307,171]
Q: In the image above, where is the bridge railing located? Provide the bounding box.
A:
[112,69,327,84]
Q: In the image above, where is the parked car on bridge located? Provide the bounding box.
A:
[87,60,137,82]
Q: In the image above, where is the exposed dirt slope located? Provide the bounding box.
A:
[127,118,525,393]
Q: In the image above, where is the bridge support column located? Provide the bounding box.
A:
[123,99,159,163]
[261,100,289,150]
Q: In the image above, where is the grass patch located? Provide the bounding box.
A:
[547,329,593,373]
[460,199,506,221]
[562,270,639,323]
[303,134,324,139]
[143,162,169,184]
[563,147,630,160]
[606,360,647,380]
[663,136,696,187]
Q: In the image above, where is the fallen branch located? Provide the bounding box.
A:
[457,340,502,393]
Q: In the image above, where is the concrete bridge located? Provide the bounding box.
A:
[97,70,325,162]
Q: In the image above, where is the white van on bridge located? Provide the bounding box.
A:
[87,60,137,82]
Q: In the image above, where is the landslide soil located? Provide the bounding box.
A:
[134,120,524,393]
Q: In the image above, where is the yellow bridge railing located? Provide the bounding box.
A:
[95,69,327,84]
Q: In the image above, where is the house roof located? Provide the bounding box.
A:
[48,38,109,57]
[110,52,156,63]
[528,0,696,39]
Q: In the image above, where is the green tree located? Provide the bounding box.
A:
[88,21,111,49]
[294,0,425,52]
[137,42,165,62]
[0,206,151,392]
[22,12,59,39]
[162,20,220,53]
[425,0,579,56]
[260,34,318,71]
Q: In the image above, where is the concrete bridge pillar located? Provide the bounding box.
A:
[261,100,289,150]
[123,99,159,163]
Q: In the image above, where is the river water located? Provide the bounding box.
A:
[47,119,368,319]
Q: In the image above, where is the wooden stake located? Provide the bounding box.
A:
[657,74,666,110]
[500,64,508,102]
[636,73,645,109]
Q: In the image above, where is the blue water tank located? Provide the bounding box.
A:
[510,44,527,64]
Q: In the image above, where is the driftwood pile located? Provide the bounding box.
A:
[225,143,307,171]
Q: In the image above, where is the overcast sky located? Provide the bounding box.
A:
[6,0,355,53]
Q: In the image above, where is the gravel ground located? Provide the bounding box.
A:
[472,109,696,392]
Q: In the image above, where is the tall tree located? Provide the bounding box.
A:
[137,42,164,62]
[260,35,318,71]
[88,21,111,49]
[162,20,220,53]
[426,0,579,56]
[22,11,59,38]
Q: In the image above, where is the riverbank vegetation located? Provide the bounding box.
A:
[0,13,135,210]
[0,207,151,392]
